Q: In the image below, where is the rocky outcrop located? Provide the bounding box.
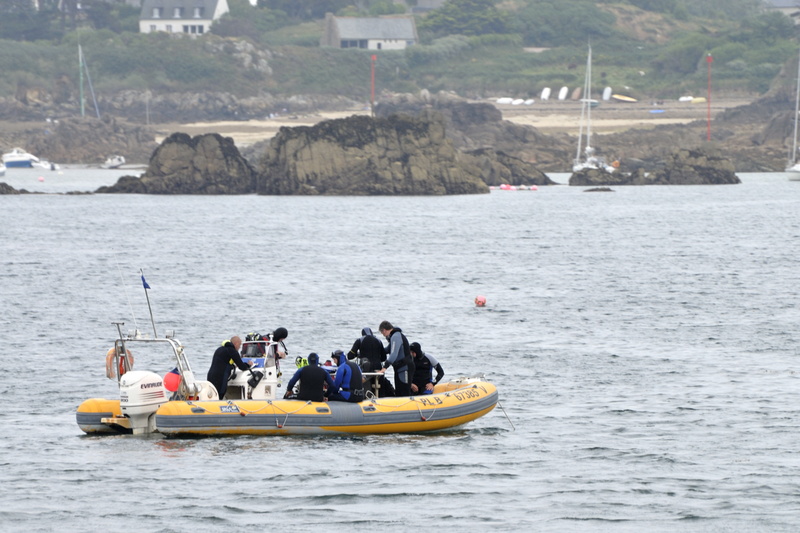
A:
[0,115,156,165]
[23,116,156,165]
[569,147,739,185]
[96,132,256,194]
[464,148,556,186]
[375,91,572,171]
[0,182,23,194]
[258,113,488,195]
[647,147,740,184]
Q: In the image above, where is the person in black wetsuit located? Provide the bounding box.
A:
[327,350,365,402]
[206,336,252,399]
[409,342,445,395]
[377,321,415,397]
[348,326,394,397]
[284,352,336,402]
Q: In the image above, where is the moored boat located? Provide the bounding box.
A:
[102,155,126,169]
[77,324,497,437]
[3,147,40,168]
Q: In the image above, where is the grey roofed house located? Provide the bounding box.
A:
[321,13,418,50]
[139,0,229,35]
[764,0,800,23]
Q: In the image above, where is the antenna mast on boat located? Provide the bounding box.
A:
[791,49,800,167]
[140,269,158,338]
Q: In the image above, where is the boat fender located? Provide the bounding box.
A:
[106,347,133,379]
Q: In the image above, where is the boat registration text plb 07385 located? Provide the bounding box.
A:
[220,405,240,413]
[454,389,481,401]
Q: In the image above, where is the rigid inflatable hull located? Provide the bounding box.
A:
[156,382,498,437]
[76,398,130,434]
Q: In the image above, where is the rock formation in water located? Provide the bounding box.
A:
[375,91,572,172]
[96,132,256,194]
[258,113,488,195]
[569,147,739,186]
[0,116,157,166]
[0,183,23,194]
[464,148,556,186]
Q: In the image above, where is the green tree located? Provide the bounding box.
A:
[510,0,617,47]
[418,0,510,37]
[257,0,352,21]
[213,0,288,42]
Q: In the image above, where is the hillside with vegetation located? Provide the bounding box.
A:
[0,0,796,120]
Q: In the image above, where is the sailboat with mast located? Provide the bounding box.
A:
[79,44,101,119]
[786,48,800,173]
[572,45,615,173]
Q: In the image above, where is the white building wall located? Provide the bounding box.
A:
[368,39,410,50]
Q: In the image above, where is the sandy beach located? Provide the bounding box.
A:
[153,97,753,148]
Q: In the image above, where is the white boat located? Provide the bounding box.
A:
[32,160,59,171]
[787,49,800,173]
[572,46,616,173]
[0,162,5,176]
[102,155,126,169]
[2,147,40,168]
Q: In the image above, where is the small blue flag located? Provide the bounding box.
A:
[141,274,151,290]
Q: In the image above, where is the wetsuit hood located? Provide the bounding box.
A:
[361,327,373,336]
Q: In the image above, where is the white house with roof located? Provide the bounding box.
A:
[764,0,800,23]
[139,0,229,35]
[321,13,418,50]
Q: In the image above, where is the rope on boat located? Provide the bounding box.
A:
[496,400,515,431]
[411,397,438,422]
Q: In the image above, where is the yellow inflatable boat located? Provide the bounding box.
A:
[76,325,498,437]
[155,380,497,437]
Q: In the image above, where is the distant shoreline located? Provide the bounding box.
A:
[151,96,753,148]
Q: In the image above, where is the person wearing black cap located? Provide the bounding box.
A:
[284,352,336,402]
[409,342,445,395]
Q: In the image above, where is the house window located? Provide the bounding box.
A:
[193,7,204,18]
[150,24,156,31]
[183,25,189,33]
[152,7,162,18]
[173,7,183,18]
[166,24,172,32]
[377,42,382,50]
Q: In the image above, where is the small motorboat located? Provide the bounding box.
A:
[2,147,40,168]
[77,325,498,437]
[32,160,59,171]
[102,155,126,169]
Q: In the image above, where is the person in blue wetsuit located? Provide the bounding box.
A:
[409,342,444,395]
[327,349,365,403]
[207,336,252,399]
[283,352,336,402]
[377,320,415,397]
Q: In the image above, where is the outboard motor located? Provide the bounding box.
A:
[120,370,168,434]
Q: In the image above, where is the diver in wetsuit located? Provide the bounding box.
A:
[284,352,336,402]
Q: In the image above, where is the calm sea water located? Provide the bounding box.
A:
[2,169,800,532]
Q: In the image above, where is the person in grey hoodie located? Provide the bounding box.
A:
[377,320,415,397]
